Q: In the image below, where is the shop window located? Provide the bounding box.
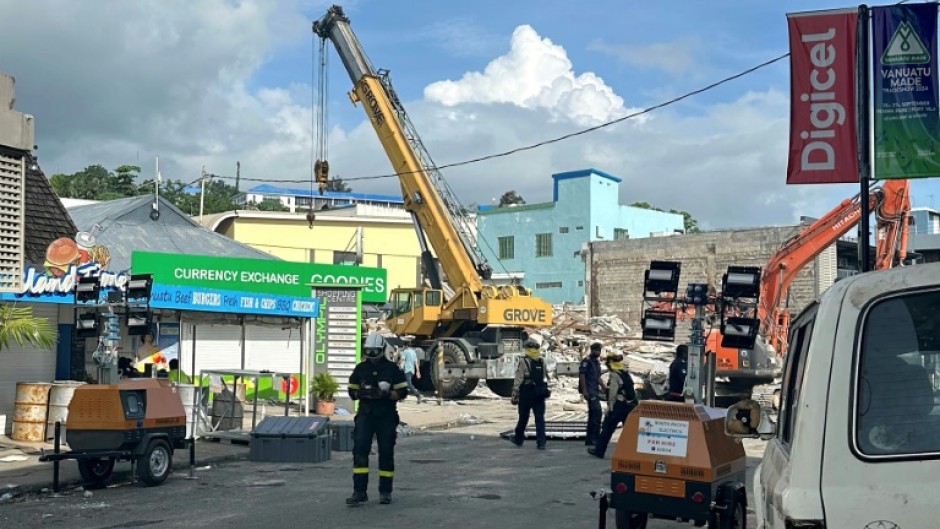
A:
[535,233,553,258]
[614,228,629,240]
[498,236,515,260]
[559,227,569,234]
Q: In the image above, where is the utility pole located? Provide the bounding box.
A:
[200,165,207,224]
[236,161,241,192]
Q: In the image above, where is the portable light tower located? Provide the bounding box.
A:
[598,262,761,528]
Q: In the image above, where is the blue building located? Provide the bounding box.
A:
[476,169,685,304]
[236,184,404,213]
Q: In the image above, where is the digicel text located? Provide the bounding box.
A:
[799,27,847,173]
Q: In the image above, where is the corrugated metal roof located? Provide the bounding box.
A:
[67,195,278,271]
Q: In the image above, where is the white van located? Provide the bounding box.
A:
[726,262,940,529]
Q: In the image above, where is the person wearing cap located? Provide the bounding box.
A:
[346,333,410,506]
[508,337,550,449]
[398,335,422,403]
[589,351,638,458]
[580,341,607,447]
[667,344,689,402]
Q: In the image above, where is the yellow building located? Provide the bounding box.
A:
[203,205,426,301]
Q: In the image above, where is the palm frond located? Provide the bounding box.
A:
[0,305,58,351]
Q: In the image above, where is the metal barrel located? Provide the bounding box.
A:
[211,388,245,431]
[12,382,51,442]
[45,381,85,444]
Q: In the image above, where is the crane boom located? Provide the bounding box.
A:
[313,6,490,292]
[312,5,555,399]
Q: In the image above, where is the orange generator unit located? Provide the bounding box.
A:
[605,401,747,528]
[41,378,186,488]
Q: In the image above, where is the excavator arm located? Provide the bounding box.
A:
[760,179,910,355]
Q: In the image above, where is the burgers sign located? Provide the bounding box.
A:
[20,231,127,298]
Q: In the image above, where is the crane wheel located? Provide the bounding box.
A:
[438,342,478,399]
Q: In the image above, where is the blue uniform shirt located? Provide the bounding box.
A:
[579,356,602,398]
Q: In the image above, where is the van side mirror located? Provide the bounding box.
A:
[725,399,776,440]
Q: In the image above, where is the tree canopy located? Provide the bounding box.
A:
[630,202,700,233]
[498,190,525,207]
[51,164,242,216]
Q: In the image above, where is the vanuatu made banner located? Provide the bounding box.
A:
[786,9,859,184]
[872,4,940,180]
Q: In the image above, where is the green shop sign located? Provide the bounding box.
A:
[132,251,388,303]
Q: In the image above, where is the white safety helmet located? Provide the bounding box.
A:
[363,333,387,359]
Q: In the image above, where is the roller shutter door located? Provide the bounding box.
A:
[180,324,243,377]
[0,304,59,435]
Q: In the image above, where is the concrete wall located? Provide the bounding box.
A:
[586,226,825,333]
[0,73,34,151]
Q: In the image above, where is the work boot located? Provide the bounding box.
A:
[537,444,546,450]
[346,491,368,506]
[587,447,603,458]
[380,493,392,505]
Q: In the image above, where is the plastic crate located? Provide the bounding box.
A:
[329,421,355,451]
[249,416,331,463]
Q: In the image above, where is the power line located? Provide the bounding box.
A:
[199,53,789,186]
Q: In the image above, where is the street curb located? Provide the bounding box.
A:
[8,447,250,497]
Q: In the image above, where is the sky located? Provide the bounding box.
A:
[4,0,940,230]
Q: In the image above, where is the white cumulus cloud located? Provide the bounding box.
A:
[424,25,638,127]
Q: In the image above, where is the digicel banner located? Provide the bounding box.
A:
[786,9,859,185]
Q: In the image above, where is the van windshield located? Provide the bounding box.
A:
[856,289,940,457]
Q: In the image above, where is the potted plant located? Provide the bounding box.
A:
[312,371,340,416]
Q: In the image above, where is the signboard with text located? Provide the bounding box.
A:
[311,286,361,411]
[132,251,387,304]
[149,283,319,318]
[637,417,689,458]
[872,4,940,179]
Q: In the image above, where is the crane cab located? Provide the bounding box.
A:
[387,288,443,337]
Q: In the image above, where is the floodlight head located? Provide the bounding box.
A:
[686,283,709,305]
[721,266,761,299]
[75,276,101,304]
[126,310,152,336]
[75,312,99,339]
[641,310,677,341]
[126,274,153,303]
[720,317,760,349]
[644,260,681,295]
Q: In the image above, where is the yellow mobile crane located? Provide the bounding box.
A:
[313,5,556,398]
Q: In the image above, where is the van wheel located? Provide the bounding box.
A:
[615,509,648,529]
[77,457,115,487]
[137,439,172,486]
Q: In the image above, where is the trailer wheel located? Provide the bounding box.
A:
[439,342,478,399]
[615,509,648,529]
[77,457,115,487]
[710,485,746,529]
[485,379,514,398]
[137,439,172,486]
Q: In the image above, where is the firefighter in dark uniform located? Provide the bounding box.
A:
[346,333,409,506]
[589,351,638,458]
[580,341,607,448]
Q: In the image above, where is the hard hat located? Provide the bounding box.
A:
[363,333,386,358]
[524,337,540,349]
[606,351,624,362]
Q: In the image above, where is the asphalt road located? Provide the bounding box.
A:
[0,427,761,529]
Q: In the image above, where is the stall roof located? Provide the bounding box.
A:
[24,152,79,266]
[67,196,278,271]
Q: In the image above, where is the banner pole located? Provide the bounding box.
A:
[858,4,872,273]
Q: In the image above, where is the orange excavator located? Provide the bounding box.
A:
[657,179,911,403]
